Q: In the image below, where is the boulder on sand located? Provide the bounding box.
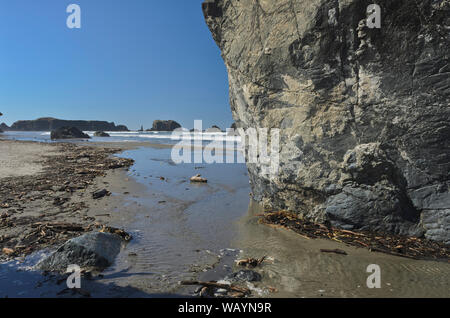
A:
[94,131,110,137]
[225,270,262,283]
[37,232,124,272]
[51,127,90,140]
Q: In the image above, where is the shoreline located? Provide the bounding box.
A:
[0,139,137,261]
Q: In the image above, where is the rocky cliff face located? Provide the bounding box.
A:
[9,118,128,131]
[203,0,450,243]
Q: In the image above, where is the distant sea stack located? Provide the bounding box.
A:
[149,120,181,132]
[203,0,450,243]
[9,118,129,131]
[0,123,9,131]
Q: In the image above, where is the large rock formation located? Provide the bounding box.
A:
[9,118,128,131]
[203,0,450,243]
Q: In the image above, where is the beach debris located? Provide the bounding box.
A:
[320,249,348,255]
[267,286,278,293]
[236,256,266,268]
[99,225,132,241]
[261,211,450,261]
[181,280,251,298]
[2,247,15,256]
[53,196,70,206]
[190,174,207,183]
[0,142,134,261]
[92,189,111,199]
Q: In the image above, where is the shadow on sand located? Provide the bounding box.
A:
[0,263,191,298]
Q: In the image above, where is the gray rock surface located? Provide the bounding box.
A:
[37,232,124,272]
[203,0,450,243]
[225,270,262,283]
[50,127,91,140]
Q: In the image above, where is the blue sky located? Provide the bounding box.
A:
[0,0,232,130]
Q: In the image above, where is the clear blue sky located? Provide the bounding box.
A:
[0,0,232,130]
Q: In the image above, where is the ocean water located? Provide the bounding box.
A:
[1,130,241,147]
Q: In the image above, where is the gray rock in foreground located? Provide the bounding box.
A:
[203,0,450,243]
[37,232,124,272]
[225,270,262,283]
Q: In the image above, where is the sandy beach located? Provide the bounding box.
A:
[0,139,136,261]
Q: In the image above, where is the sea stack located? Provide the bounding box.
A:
[51,127,91,140]
[203,0,450,243]
[149,120,181,132]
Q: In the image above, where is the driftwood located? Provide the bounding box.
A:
[260,211,449,261]
[236,256,266,268]
[320,249,347,255]
[32,222,85,232]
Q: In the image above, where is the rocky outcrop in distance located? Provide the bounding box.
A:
[148,120,182,131]
[94,131,110,137]
[9,118,129,131]
[203,0,450,243]
[0,123,9,131]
